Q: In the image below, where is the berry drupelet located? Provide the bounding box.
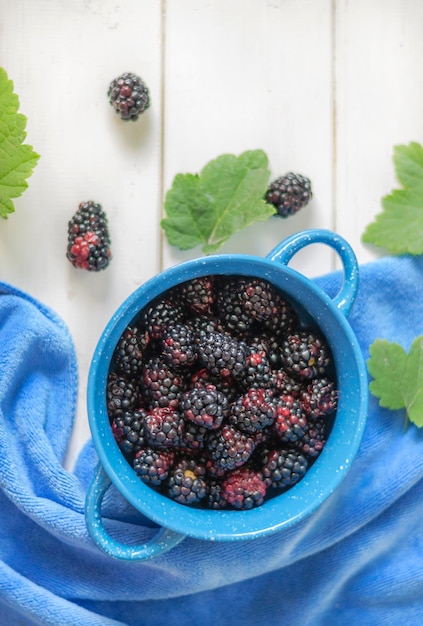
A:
[108,72,150,121]
[67,201,112,271]
[265,172,312,218]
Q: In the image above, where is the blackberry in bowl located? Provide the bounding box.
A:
[85,229,367,561]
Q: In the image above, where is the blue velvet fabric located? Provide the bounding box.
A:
[1,255,423,625]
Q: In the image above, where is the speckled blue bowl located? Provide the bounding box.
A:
[85,229,368,561]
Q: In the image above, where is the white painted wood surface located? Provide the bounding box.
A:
[0,0,422,468]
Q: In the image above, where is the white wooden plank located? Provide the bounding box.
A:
[162,0,336,279]
[335,0,423,266]
[0,0,163,468]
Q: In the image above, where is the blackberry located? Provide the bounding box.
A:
[280,331,331,380]
[181,276,215,315]
[206,424,255,472]
[261,447,308,489]
[106,372,139,418]
[189,315,225,340]
[206,479,227,510]
[269,368,304,397]
[111,408,148,455]
[273,395,308,443]
[197,330,248,379]
[166,458,207,505]
[143,407,184,448]
[107,72,150,121]
[161,323,197,369]
[247,331,284,368]
[300,377,338,419]
[189,367,239,403]
[265,172,312,218]
[113,325,149,377]
[134,447,175,486]
[180,384,228,430]
[297,418,326,458]
[215,277,255,334]
[141,356,185,409]
[239,278,297,333]
[243,349,273,389]
[221,467,267,510]
[140,297,184,341]
[181,421,208,451]
[229,388,276,434]
[66,201,111,271]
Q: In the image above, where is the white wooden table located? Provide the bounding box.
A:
[1,0,422,469]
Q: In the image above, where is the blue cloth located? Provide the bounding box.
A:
[1,255,423,626]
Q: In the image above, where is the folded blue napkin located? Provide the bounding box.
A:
[1,254,423,626]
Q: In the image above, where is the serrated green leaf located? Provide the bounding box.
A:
[367,336,423,429]
[161,149,275,255]
[0,67,40,218]
[361,142,423,254]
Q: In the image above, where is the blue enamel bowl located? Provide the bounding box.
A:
[85,229,368,561]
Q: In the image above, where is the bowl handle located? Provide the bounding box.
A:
[85,463,186,561]
[266,229,359,317]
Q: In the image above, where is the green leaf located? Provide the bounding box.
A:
[367,336,423,429]
[0,67,40,218]
[362,142,423,254]
[161,149,275,254]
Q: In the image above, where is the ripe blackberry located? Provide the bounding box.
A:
[280,331,331,380]
[161,323,197,369]
[166,458,207,505]
[229,388,276,434]
[113,325,149,377]
[206,424,255,472]
[143,407,184,448]
[260,447,308,489]
[66,201,111,271]
[247,331,283,368]
[239,278,297,333]
[265,172,312,218]
[273,395,308,443]
[300,377,338,419]
[134,447,175,486]
[140,298,184,340]
[297,418,326,458]
[106,372,139,418]
[180,384,229,430]
[107,72,150,121]
[141,356,185,409]
[221,467,267,510]
[197,330,248,379]
[243,349,273,389]
[269,368,304,397]
[206,479,227,510]
[215,277,255,334]
[111,408,147,455]
[181,276,215,314]
[181,421,208,451]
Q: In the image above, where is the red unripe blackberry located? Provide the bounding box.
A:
[67,201,112,271]
[108,72,150,121]
[265,172,312,218]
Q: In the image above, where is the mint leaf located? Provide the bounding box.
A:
[0,67,40,218]
[362,142,423,254]
[367,336,423,429]
[161,150,275,254]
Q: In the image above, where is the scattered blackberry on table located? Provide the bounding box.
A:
[197,330,248,379]
[265,172,312,218]
[280,330,331,380]
[108,72,150,121]
[180,384,229,430]
[300,376,338,418]
[106,373,140,418]
[111,408,148,455]
[141,355,185,409]
[113,325,149,377]
[221,467,267,510]
[161,323,197,369]
[261,447,309,489]
[229,388,276,434]
[134,447,175,486]
[66,201,111,271]
[206,424,255,472]
[143,406,184,448]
